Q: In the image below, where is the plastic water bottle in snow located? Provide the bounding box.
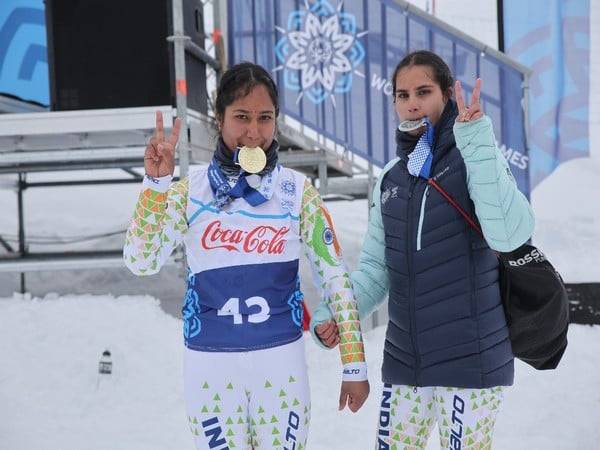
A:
[98,350,112,374]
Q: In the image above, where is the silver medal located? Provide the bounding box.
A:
[398,117,427,132]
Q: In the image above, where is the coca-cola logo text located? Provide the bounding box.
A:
[201,220,289,254]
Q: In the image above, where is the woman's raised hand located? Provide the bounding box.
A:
[455,78,483,123]
[144,111,182,178]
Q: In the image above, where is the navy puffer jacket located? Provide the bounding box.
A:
[309,100,536,389]
[380,101,513,388]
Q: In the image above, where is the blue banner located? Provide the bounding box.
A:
[0,0,48,105]
[504,0,590,188]
[228,0,530,195]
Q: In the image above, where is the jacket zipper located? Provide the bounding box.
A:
[416,185,430,251]
[407,177,421,386]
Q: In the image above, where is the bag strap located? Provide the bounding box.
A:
[427,178,484,237]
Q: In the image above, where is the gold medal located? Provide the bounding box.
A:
[237,146,266,174]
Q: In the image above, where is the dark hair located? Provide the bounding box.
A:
[391,50,454,100]
[215,62,279,121]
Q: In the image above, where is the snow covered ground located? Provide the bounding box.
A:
[0,294,598,450]
[530,157,600,283]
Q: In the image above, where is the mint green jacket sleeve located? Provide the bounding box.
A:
[309,159,397,348]
[454,116,535,252]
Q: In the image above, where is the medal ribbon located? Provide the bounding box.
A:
[406,118,435,178]
[207,158,269,209]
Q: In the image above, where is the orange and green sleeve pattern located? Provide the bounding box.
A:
[123,175,188,275]
[299,179,367,381]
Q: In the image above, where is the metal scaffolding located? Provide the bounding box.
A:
[0,0,371,291]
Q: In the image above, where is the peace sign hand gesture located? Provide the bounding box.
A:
[144,111,182,178]
[455,78,483,123]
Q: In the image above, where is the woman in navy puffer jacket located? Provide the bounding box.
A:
[311,50,535,449]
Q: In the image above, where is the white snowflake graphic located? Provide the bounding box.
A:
[275,0,367,106]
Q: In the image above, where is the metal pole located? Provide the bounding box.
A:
[168,0,190,283]
[522,71,531,196]
[17,172,26,293]
[367,161,379,330]
[497,0,505,52]
[184,40,220,71]
[212,0,228,82]
[0,235,13,253]
[367,162,374,210]
[318,153,328,195]
[169,0,190,178]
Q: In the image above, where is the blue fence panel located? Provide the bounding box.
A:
[228,0,530,195]
[504,0,590,188]
[0,0,48,105]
